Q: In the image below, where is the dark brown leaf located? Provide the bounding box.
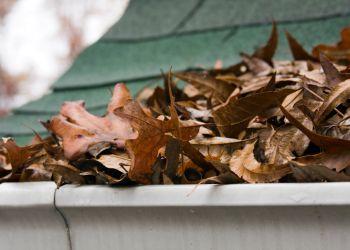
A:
[252,22,278,65]
[281,105,350,171]
[285,31,318,61]
[213,89,295,137]
[319,53,350,86]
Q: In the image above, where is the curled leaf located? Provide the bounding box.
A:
[115,100,199,184]
[44,84,137,159]
[281,105,350,171]
[314,79,350,124]
[229,141,291,183]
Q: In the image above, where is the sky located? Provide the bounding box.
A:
[0,0,129,112]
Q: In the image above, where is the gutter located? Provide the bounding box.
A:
[1,182,350,250]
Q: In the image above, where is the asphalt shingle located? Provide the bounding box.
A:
[1,0,350,144]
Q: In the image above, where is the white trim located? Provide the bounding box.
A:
[56,182,350,207]
[2,182,350,250]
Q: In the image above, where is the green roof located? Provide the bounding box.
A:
[2,0,350,144]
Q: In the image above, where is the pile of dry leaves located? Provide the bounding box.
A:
[2,24,350,186]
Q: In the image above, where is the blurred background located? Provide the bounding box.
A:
[0,0,129,116]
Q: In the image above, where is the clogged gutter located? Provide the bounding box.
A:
[1,24,350,186]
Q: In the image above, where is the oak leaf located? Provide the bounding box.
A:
[44,84,137,159]
[114,100,199,184]
[213,88,295,137]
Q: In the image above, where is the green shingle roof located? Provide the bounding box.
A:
[2,0,350,144]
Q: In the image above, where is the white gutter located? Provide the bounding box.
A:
[0,182,70,250]
[1,182,350,250]
[56,182,350,207]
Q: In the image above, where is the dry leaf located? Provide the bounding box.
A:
[229,141,291,183]
[290,161,350,182]
[313,27,350,63]
[45,84,137,159]
[252,22,278,65]
[314,79,350,124]
[319,53,350,86]
[285,31,317,61]
[281,105,350,171]
[213,89,295,137]
[2,23,350,187]
[174,72,236,103]
[114,100,199,184]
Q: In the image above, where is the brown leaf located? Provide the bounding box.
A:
[312,27,350,63]
[97,153,130,174]
[178,160,203,184]
[190,137,250,172]
[45,158,85,186]
[252,22,278,65]
[180,141,216,172]
[314,79,350,124]
[213,88,295,137]
[261,126,301,165]
[174,72,236,103]
[4,24,350,187]
[294,151,350,173]
[3,139,43,173]
[73,156,129,184]
[229,141,291,183]
[164,137,181,181]
[241,54,273,76]
[319,53,350,86]
[146,87,168,115]
[88,142,112,158]
[114,100,199,184]
[285,31,318,61]
[282,105,350,149]
[290,162,350,182]
[281,105,350,171]
[20,164,52,182]
[44,84,137,159]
